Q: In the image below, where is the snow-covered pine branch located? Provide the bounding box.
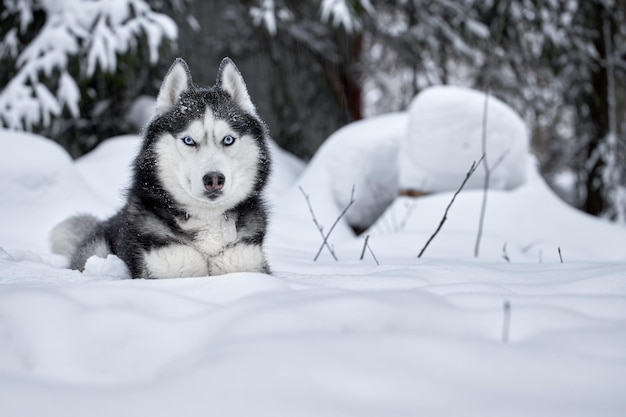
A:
[249,0,293,36]
[249,0,373,35]
[320,0,373,33]
[0,0,177,131]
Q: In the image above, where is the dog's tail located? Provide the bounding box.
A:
[49,214,110,270]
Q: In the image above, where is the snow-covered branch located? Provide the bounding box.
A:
[320,0,373,33]
[0,0,177,131]
[250,0,290,36]
[249,0,373,35]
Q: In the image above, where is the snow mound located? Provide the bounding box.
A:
[399,86,528,193]
[294,112,407,233]
[0,130,113,252]
[83,254,130,279]
[373,158,626,262]
[76,135,142,208]
[266,139,306,200]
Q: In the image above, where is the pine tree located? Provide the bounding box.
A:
[0,0,179,156]
[574,1,626,220]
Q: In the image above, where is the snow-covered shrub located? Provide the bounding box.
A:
[0,0,178,155]
[297,112,407,233]
[399,86,529,194]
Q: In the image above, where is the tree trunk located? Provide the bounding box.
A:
[582,2,610,216]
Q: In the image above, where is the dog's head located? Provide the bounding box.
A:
[141,58,270,214]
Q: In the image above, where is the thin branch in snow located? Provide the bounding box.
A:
[501,243,510,263]
[418,155,484,258]
[360,235,379,265]
[313,185,356,261]
[558,247,563,263]
[397,200,418,233]
[521,239,543,254]
[367,242,380,266]
[299,185,356,262]
[474,124,513,258]
[474,0,510,258]
[474,92,491,259]
[502,300,511,344]
[299,186,337,261]
[359,235,369,260]
[490,149,512,173]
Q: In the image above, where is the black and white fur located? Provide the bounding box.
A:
[50,58,271,278]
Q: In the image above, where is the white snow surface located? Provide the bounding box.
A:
[399,85,529,193]
[1,124,626,417]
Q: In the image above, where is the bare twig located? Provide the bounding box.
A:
[474,0,511,259]
[490,149,512,173]
[418,155,485,258]
[475,146,511,259]
[367,243,379,266]
[299,185,356,262]
[558,247,563,263]
[299,186,337,261]
[501,243,510,263]
[475,92,491,259]
[312,185,356,261]
[397,200,418,232]
[521,239,543,254]
[474,123,515,258]
[359,235,370,260]
[360,235,380,265]
[502,300,511,344]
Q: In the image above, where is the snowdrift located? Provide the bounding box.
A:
[399,85,528,193]
[1,114,626,417]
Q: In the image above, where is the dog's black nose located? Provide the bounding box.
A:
[203,172,225,192]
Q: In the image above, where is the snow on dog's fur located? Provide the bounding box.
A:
[50,58,271,278]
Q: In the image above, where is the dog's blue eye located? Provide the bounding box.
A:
[182,136,196,146]
[222,135,235,146]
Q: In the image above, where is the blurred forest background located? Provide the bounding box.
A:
[1,0,625,220]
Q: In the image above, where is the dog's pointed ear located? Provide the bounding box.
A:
[155,58,192,115]
[216,57,257,116]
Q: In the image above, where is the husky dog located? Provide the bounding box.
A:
[50,57,272,278]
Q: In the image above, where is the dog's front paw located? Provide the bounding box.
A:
[209,243,269,275]
[143,245,209,278]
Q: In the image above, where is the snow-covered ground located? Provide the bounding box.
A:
[1,107,626,416]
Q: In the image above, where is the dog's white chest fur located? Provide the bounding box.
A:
[183,214,235,256]
[142,213,265,278]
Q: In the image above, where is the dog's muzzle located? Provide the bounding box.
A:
[203,171,225,199]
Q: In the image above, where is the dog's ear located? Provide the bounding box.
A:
[216,57,257,116]
[155,58,192,115]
